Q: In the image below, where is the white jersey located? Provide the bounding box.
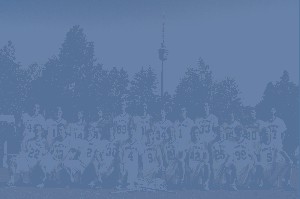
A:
[22,113,46,140]
[113,113,131,143]
[140,144,162,178]
[244,120,265,153]
[187,142,209,172]
[175,118,194,149]
[153,119,173,145]
[221,121,240,141]
[267,117,287,150]
[46,118,67,144]
[133,114,151,142]
[67,121,86,140]
[78,138,99,167]
[195,114,218,143]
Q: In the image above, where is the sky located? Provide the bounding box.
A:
[0,0,298,106]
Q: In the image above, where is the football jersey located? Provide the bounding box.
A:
[267,117,287,149]
[133,115,151,142]
[258,143,276,167]
[221,121,240,141]
[26,138,48,160]
[153,119,173,145]
[211,140,232,167]
[51,138,70,161]
[67,121,86,140]
[78,138,99,166]
[141,144,161,172]
[231,139,254,169]
[163,140,182,165]
[46,118,67,144]
[175,118,194,148]
[244,120,264,152]
[195,114,218,143]
[188,142,209,171]
[113,113,131,143]
[121,140,141,168]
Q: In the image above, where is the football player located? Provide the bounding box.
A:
[220,113,240,141]
[67,111,86,140]
[139,129,165,190]
[8,124,48,186]
[133,103,152,144]
[162,126,186,188]
[153,109,173,146]
[243,109,265,154]
[46,107,67,145]
[225,125,255,190]
[175,107,194,151]
[38,124,71,188]
[186,126,210,190]
[118,128,141,189]
[112,102,133,144]
[195,103,218,144]
[94,129,119,188]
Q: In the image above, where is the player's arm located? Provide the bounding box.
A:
[279,149,293,166]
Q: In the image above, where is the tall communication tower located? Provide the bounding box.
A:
[158,17,168,99]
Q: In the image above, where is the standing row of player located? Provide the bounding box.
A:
[7,102,293,190]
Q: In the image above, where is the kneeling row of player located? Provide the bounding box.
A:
[8,123,293,190]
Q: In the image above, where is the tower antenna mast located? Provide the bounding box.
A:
[158,15,168,100]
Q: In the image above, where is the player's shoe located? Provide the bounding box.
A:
[228,184,238,191]
[36,183,45,188]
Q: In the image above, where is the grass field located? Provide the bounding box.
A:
[0,187,298,199]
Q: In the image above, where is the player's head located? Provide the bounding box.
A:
[191,126,201,143]
[166,126,175,142]
[234,125,244,141]
[160,109,167,119]
[261,127,271,144]
[34,124,43,138]
[57,106,63,119]
[229,112,235,122]
[33,103,40,115]
[97,107,103,118]
[86,124,95,140]
[250,109,256,120]
[145,129,155,145]
[204,103,210,116]
[121,101,127,113]
[58,123,66,138]
[271,107,277,117]
[142,103,148,114]
[77,111,84,121]
[180,107,187,119]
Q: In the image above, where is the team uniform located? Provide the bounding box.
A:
[162,139,185,186]
[14,137,48,174]
[220,121,240,141]
[243,120,265,153]
[175,118,194,150]
[195,114,218,143]
[67,121,86,140]
[153,119,173,146]
[119,139,141,186]
[46,118,67,145]
[267,117,287,151]
[113,113,132,144]
[133,114,152,144]
[186,141,210,186]
[211,140,231,185]
[228,139,255,186]
[40,137,71,176]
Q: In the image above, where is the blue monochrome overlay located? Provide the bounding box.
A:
[0,0,298,199]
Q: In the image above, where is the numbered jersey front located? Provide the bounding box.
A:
[26,139,48,161]
[195,114,218,143]
[114,114,131,143]
[163,141,179,164]
[176,118,194,147]
[141,145,160,171]
[79,139,99,166]
[68,122,85,140]
[267,117,287,149]
[122,141,140,168]
[231,141,254,169]
[244,121,264,152]
[221,121,240,141]
[154,120,173,145]
[51,140,69,161]
[188,142,209,166]
[134,115,151,141]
